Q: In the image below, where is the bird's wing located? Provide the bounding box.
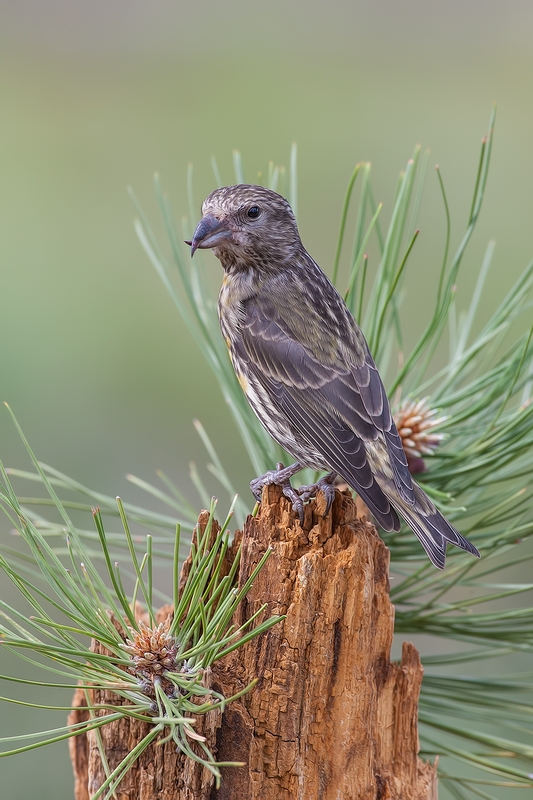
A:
[236,291,415,529]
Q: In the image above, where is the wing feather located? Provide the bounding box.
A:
[275,382,400,530]
[236,293,413,527]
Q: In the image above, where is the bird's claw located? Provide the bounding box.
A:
[296,472,337,517]
[250,466,336,524]
[250,462,305,522]
[250,462,286,501]
[250,472,305,523]
[281,484,305,524]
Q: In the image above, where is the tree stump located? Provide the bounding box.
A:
[69,485,437,799]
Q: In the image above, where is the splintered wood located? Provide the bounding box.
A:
[69,486,437,800]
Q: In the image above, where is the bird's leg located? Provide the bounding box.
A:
[250,461,305,521]
[297,471,337,517]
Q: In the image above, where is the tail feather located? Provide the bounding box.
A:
[343,468,479,568]
[387,483,480,569]
[353,482,402,533]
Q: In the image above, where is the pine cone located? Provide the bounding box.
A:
[124,618,179,699]
[393,397,447,474]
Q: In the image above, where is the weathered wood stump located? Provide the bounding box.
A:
[69,485,437,799]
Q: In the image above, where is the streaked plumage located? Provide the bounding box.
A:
[188,184,480,569]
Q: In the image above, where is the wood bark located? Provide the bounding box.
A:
[69,486,437,799]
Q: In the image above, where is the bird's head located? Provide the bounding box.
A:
[186,184,302,270]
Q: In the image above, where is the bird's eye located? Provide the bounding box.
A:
[247,206,261,219]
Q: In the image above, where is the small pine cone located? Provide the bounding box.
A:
[393,397,447,474]
[123,618,179,696]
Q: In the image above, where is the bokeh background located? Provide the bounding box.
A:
[1,1,533,797]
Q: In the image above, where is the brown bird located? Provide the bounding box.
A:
[187,184,480,569]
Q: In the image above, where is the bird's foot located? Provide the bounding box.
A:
[296,471,337,518]
[250,465,338,523]
[250,461,305,522]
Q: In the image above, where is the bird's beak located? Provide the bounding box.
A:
[185,214,232,257]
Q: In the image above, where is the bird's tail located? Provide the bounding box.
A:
[387,483,480,570]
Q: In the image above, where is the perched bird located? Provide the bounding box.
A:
[187,185,480,569]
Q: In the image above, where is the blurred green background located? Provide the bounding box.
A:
[1,1,533,797]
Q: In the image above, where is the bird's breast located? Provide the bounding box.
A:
[217,269,257,345]
[218,282,241,348]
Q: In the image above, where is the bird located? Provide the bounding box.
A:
[186,184,480,569]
